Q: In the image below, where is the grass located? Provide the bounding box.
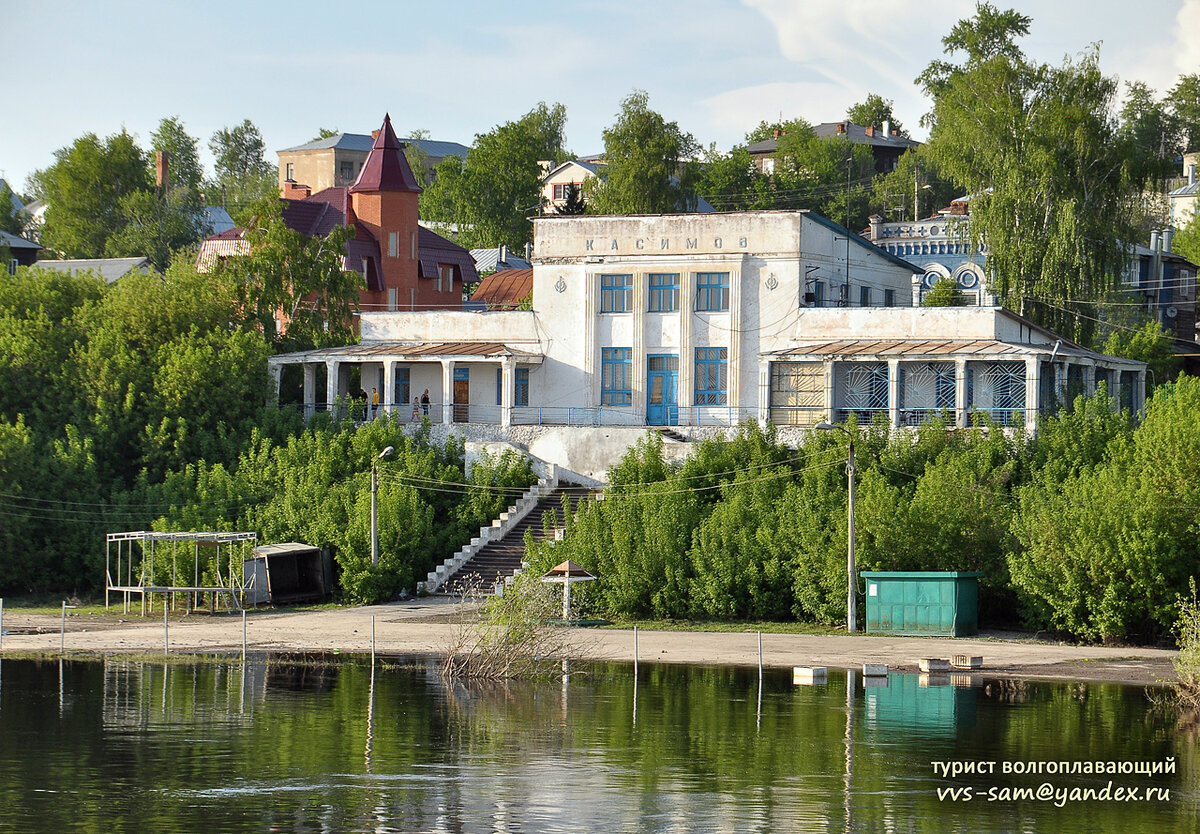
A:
[0,594,351,619]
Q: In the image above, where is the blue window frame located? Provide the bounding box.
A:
[515,368,529,406]
[599,274,632,312]
[859,285,871,307]
[394,367,411,407]
[495,367,502,405]
[648,273,680,312]
[601,348,632,406]
[694,347,728,405]
[695,272,729,312]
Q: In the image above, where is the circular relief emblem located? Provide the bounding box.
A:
[765,273,778,291]
[554,276,567,293]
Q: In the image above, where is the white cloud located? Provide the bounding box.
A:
[1175,0,1200,79]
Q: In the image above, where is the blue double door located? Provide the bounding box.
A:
[646,354,679,425]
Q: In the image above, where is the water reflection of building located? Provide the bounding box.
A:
[864,672,977,738]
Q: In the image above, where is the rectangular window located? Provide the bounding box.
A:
[388,232,398,258]
[859,285,871,307]
[813,281,825,307]
[553,183,578,200]
[440,264,455,293]
[387,288,398,311]
[884,289,895,307]
[647,273,680,312]
[411,232,417,260]
[599,274,633,313]
[395,368,410,408]
[601,348,632,405]
[694,347,728,405]
[285,162,294,181]
[339,161,354,181]
[769,362,824,425]
[696,272,730,312]
[515,368,529,406]
[495,367,502,406]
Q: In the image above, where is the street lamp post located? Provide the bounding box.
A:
[371,446,394,567]
[816,422,856,633]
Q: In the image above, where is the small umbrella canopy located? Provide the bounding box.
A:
[540,560,596,620]
[541,560,596,581]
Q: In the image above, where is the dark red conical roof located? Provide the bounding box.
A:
[348,113,423,194]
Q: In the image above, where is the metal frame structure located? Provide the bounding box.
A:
[105,531,258,615]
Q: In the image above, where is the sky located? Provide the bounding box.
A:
[3,0,1198,196]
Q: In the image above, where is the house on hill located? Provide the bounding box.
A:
[749,121,919,176]
[277,131,469,193]
[198,114,478,317]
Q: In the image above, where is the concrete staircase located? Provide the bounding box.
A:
[432,486,591,597]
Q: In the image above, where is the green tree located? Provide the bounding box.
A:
[586,90,700,215]
[772,126,875,228]
[553,181,587,215]
[697,145,775,212]
[30,130,151,258]
[421,103,566,247]
[1100,319,1180,385]
[921,276,967,306]
[402,128,432,189]
[1166,73,1200,153]
[208,119,277,224]
[105,189,209,269]
[745,118,811,145]
[214,197,361,349]
[846,94,907,136]
[0,180,24,235]
[1175,211,1200,267]
[919,4,1137,340]
[870,145,957,222]
[311,127,339,141]
[150,116,204,196]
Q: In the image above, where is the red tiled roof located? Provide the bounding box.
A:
[470,268,533,309]
[348,114,422,195]
[417,227,479,285]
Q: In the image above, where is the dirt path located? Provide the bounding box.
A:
[0,599,1178,686]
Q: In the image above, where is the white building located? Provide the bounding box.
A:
[267,211,1144,467]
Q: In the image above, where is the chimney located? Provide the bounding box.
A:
[155,151,169,190]
[773,129,780,139]
[371,129,381,141]
[500,243,508,265]
[1190,164,1197,186]
[836,123,845,135]
[283,180,311,200]
[882,120,890,137]
[1149,230,1160,252]
[865,125,875,137]
[1163,226,1174,254]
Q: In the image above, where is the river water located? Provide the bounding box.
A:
[0,657,1195,832]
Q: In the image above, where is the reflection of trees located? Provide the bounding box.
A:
[1,660,1196,832]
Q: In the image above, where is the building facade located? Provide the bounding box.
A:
[200,115,477,316]
[266,210,1146,435]
[276,132,470,193]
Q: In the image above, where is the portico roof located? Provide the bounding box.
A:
[764,338,1141,366]
[268,341,544,365]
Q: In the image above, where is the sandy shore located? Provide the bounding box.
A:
[0,597,1179,686]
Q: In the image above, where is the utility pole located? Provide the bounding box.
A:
[371,446,394,567]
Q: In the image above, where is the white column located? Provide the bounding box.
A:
[500,357,515,428]
[303,363,316,419]
[887,359,901,429]
[325,359,341,414]
[383,360,395,420]
[268,363,282,406]
[955,359,968,428]
[1082,363,1095,398]
[441,360,454,425]
[1025,357,1040,424]
[631,271,646,422]
[1137,370,1147,416]
[1053,362,1066,411]
[758,359,771,426]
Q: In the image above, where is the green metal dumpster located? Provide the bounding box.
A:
[861,571,981,636]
